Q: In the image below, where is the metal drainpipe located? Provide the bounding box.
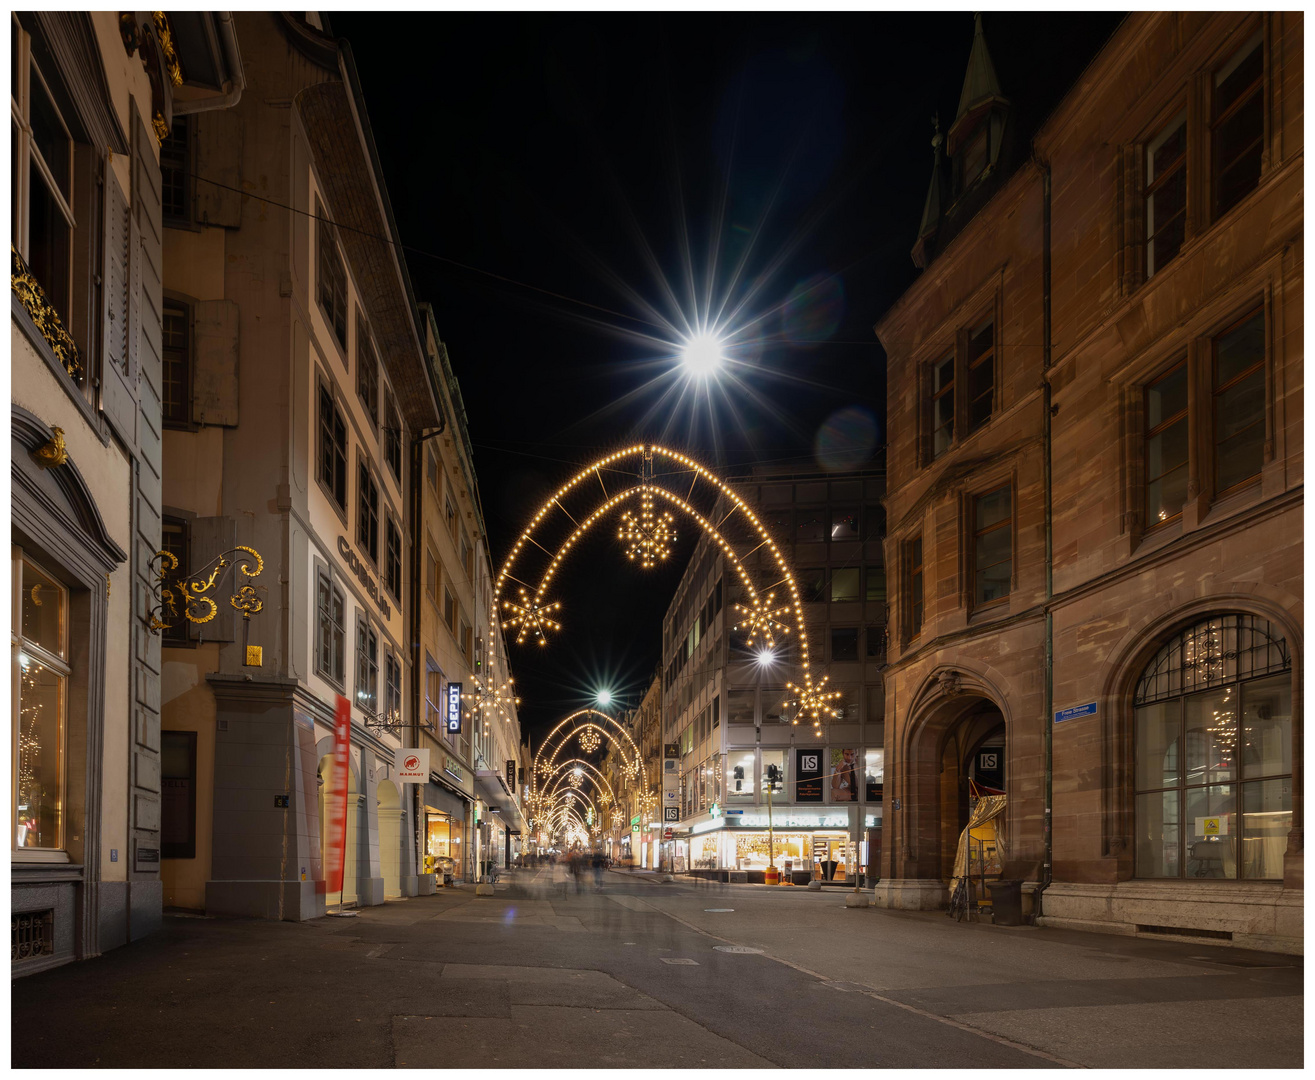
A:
[1038,156,1054,919]
[409,422,446,889]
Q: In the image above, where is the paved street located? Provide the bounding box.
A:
[12,869,1302,1069]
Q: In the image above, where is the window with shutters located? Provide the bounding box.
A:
[161,298,191,428]
[355,617,378,717]
[160,116,191,226]
[385,516,403,602]
[315,569,345,688]
[385,393,402,483]
[316,197,347,351]
[357,460,379,564]
[356,313,379,428]
[317,379,348,512]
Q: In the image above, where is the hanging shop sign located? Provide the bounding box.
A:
[324,694,350,895]
[505,759,516,793]
[446,682,462,733]
[795,749,824,802]
[337,536,391,619]
[395,747,429,784]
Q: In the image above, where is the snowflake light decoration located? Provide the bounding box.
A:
[785,675,843,729]
[734,590,793,649]
[567,770,583,789]
[578,726,601,753]
[618,487,676,569]
[462,674,521,731]
[502,587,562,646]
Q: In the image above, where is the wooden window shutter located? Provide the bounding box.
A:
[192,299,240,426]
[100,163,137,447]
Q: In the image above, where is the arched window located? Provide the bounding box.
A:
[1133,614,1292,881]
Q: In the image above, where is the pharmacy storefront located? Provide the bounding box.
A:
[686,806,881,880]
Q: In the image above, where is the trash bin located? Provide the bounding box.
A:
[988,880,1023,926]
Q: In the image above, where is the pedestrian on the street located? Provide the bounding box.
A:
[569,852,583,893]
[591,851,605,891]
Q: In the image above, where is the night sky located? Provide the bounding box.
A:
[330,11,1125,743]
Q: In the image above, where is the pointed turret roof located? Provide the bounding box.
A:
[955,13,1005,122]
[916,117,944,241]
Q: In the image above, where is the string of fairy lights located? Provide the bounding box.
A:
[495,444,843,738]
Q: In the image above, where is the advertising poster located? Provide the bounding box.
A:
[795,749,823,802]
[324,694,351,896]
[830,748,857,802]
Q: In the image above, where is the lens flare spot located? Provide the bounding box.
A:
[782,273,844,344]
[814,406,879,472]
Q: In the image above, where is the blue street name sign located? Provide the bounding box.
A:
[1054,702,1098,723]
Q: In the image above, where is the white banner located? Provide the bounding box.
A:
[395,747,430,784]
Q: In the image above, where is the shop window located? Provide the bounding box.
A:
[967,320,994,433]
[1133,613,1291,880]
[906,536,924,640]
[761,750,785,794]
[1211,31,1264,221]
[930,353,954,459]
[384,394,402,484]
[865,747,884,802]
[1212,309,1266,495]
[13,554,68,854]
[316,197,347,350]
[355,618,378,717]
[729,751,755,797]
[972,486,1011,607]
[1145,113,1187,277]
[1144,361,1189,527]
[831,628,858,662]
[830,567,859,603]
[317,382,348,511]
[161,297,191,428]
[385,517,402,602]
[356,315,379,427]
[357,463,379,564]
[160,731,197,859]
[315,569,345,687]
[160,116,191,225]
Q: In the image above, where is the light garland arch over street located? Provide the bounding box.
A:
[496,445,841,734]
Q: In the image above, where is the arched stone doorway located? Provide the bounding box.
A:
[377,779,403,899]
[938,702,1006,882]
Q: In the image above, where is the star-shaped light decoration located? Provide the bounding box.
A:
[597,790,612,810]
[462,674,521,731]
[733,590,793,649]
[618,487,676,570]
[578,726,601,753]
[784,676,843,729]
[567,770,583,789]
[502,587,562,647]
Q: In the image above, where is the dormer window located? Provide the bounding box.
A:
[959,126,989,192]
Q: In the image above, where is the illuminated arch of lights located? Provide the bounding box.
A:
[533,709,644,783]
[495,444,839,734]
[527,757,618,831]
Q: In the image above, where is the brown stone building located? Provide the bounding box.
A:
[875,12,1301,952]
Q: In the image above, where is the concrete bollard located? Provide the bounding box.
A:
[844,891,870,908]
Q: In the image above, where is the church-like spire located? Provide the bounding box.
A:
[917,114,944,241]
[955,13,1005,124]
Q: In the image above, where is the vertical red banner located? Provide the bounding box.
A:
[325,694,351,897]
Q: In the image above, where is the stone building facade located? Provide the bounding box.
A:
[11,11,242,972]
[876,12,1301,951]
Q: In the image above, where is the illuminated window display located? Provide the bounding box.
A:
[14,555,67,853]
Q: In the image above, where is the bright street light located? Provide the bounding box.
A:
[595,689,613,707]
[679,332,726,378]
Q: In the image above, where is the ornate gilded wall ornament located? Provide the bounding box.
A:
[151,12,183,86]
[32,427,69,469]
[152,112,170,144]
[148,545,266,646]
[12,247,81,379]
